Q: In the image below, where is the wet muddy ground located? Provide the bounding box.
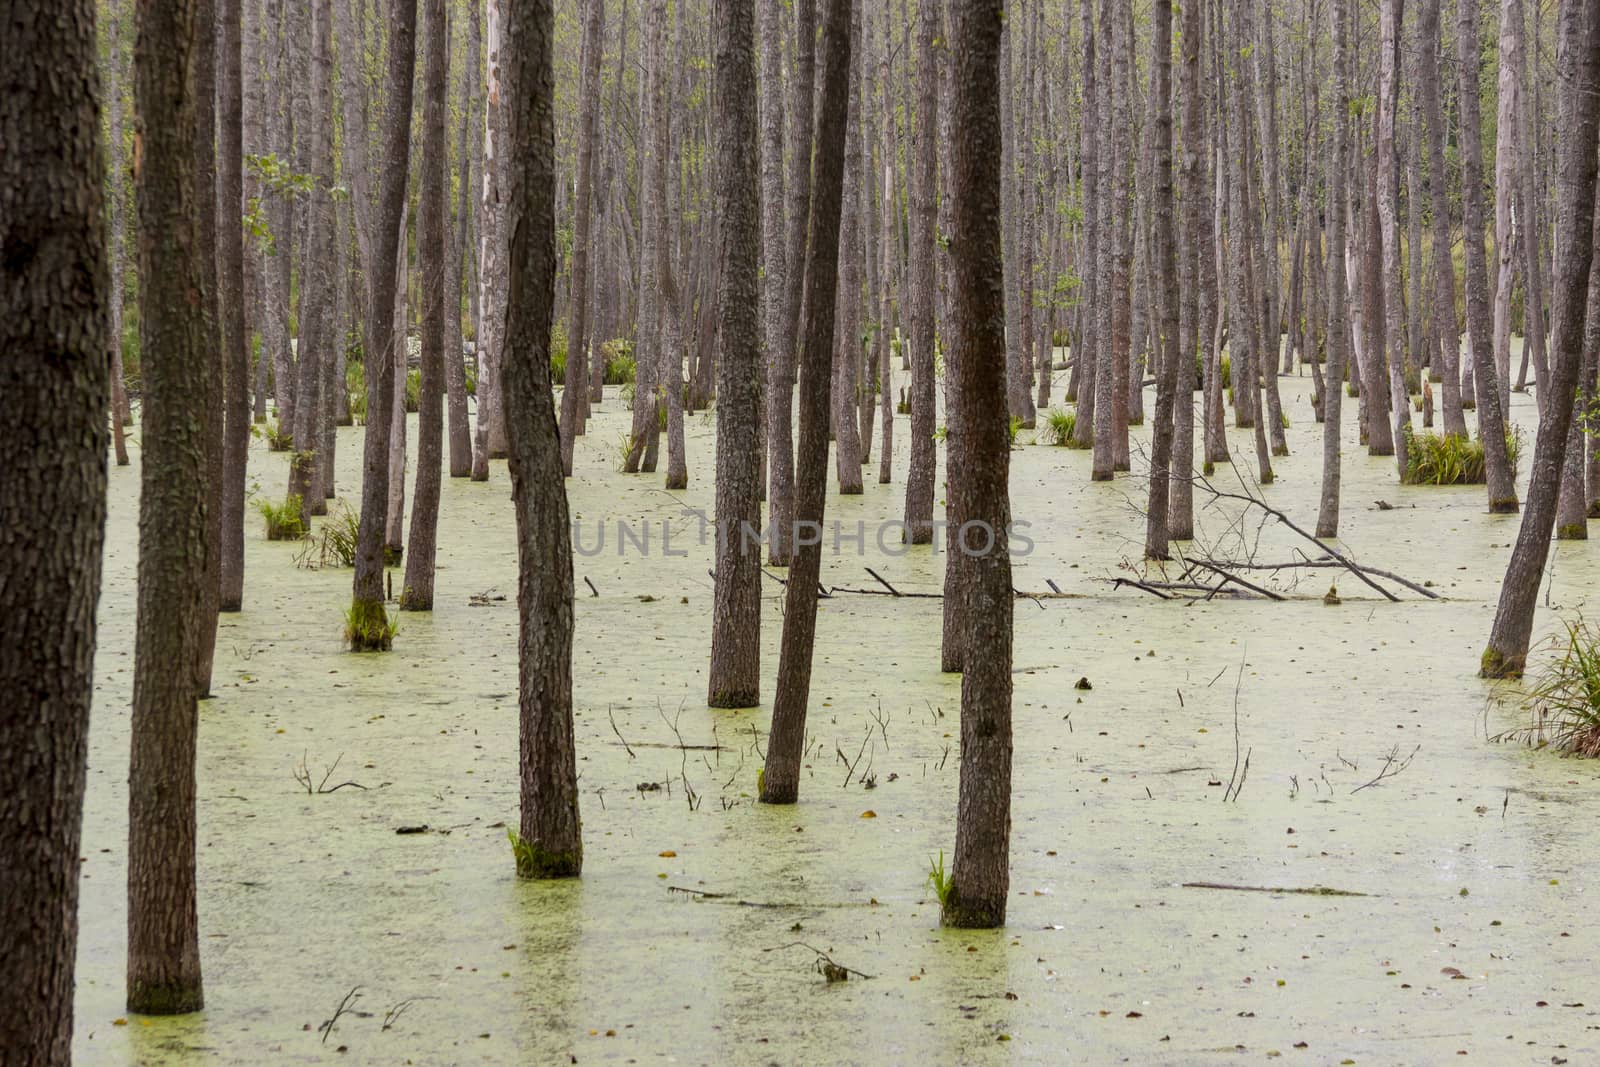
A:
[76,366,1600,1064]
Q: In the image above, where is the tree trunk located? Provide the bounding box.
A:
[832,6,865,495]
[1377,0,1410,477]
[1071,0,1098,451]
[1170,0,1201,539]
[347,0,416,649]
[559,0,603,474]
[472,0,507,479]
[446,3,479,477]
[401,0,448,610]
[1492,0,1523,419]
[502,0,581,876]
[1458,0,1518,510]
[942,0,1013,931]
[760,0,794,556]
[1482,0,1599,678]
[106,2,132,468]
[625,0,665,473]
[384,225,408,559]
[1144,0,1178,561]
[707,0,762,708]
[0,0,110,1051]
[903,0,939,541]
[759,0,851,805]
[1420,0,1466,438]
[1318,0,1351,539]
[128,0,208,1012]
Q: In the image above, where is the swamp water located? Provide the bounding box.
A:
[75,369,1599,1064]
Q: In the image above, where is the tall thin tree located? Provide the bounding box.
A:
[128,0,208,1013]
[502,0,582,875]
[942,0,1013,931]
[708,0,763,709]
[1481,0,1600,679]
[760,0,853,805]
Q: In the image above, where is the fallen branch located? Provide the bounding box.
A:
[1181,882,1370,897]
[761,941,876,982]
[1350,744,1420,794]
[1188,557,1440,600]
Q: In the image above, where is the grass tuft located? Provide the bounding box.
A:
[1402,427,1522,486]
[1493,617,1600,755]
[256,494,307,541]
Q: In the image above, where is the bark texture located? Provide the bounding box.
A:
[502,0,582,875]
[708,0,763,708]
[128,0,208,1013]
[942,0,1013,931]
[760,0,852,805]
[0,1,110,1053]
[1482,2,1599,678]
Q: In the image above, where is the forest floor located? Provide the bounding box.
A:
[75,364,1600,1064]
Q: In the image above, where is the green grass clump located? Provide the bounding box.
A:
[601,338,636,385]
[256,494,306,541]
[346,361,367,422]
[1039,408,1078,445]
[264,420,295,452]
[508,827,581,879]
[1402,427,1522,486]
[344,599,395,652]
[303,504,359,567]
[404,368,421,413]
[926,850,953,908]
[550,321,569,384]
[1008,415,1025,446]
[1495,617,1600,755]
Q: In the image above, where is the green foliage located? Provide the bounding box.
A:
[508,827,580,879]
[1008,415,1025,446]
[256,494,307,541]
[344,599,395,652]
[1402,427,1522,486]
[550,321,569,384]
[1497,617,1600,756]
[346,360,367,422]
[405,368,421,413]
[601,338,636,385]
[265,420,295,452]
[304,504,359,568]
[926,850,953,908]
[1039,408,1086,447]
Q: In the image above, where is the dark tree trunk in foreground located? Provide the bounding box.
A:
[760,0,852,805]
[128,0,208,1013]
[503,0,581,875]
[942,0,1013,931]
[559,0,603,475]
[708,0,763,709]
[903,0,938,543]
[1457,0,1518,511]
[348,0,418,649]
[1482,1,1599,679]
[219,0,249,611]
[402,0,449,610]
[1144,0,1178,561]
[0,2,110,1054]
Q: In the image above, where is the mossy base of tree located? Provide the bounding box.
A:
[1488,497,1520,514]
[939,888,1005,929]
[508,829,582,879]
[383,544,404,567]
[1480,645,1526,680]
[1557,523,1588,540]
[1462,398,1476,410]
[708,687,759,710]
[126,978,204,1016]
[345,599,394,652]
